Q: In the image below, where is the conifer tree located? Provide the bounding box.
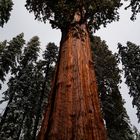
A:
[118,42,140,121]
[32,43,58,140]
[0,36,40,140]
[91,36,134,140]
[25,1,122,139]
[0,33,25,90]
[18,36,41,140]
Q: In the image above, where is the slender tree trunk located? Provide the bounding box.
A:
[38,24,107,140]
[32,64,50,140]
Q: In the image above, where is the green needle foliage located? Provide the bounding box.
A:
[118,42,140,122]
[0,0,13,27]
[0,36,40,140]
[0,33,25,89]
[25,0,122,30]
[91,36,135,140]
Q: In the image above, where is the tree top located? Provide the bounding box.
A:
[25,0,122,30]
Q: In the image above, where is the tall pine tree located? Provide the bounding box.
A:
[0,36,40,140]
[118,42,140,121]
[32,42,58,140]
[0,33,25,90]
[91,36,134,140]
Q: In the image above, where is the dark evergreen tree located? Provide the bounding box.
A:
[0,33,25,89]
[0,0,13,27]
[118,42,140,121]
[18,36,41,140]
[32,42,58,140]
[91,36,134,140]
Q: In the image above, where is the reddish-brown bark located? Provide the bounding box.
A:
[38,24,107,140]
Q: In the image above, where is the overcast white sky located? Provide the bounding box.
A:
[0,0,140,130]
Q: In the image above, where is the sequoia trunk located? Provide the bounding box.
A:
[38,24,107,140]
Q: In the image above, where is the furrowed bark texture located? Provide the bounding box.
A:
[38,24,106,140]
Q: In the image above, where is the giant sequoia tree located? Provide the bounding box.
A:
[25,0,122,140]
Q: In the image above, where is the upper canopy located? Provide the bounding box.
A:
[25,0,122,30]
